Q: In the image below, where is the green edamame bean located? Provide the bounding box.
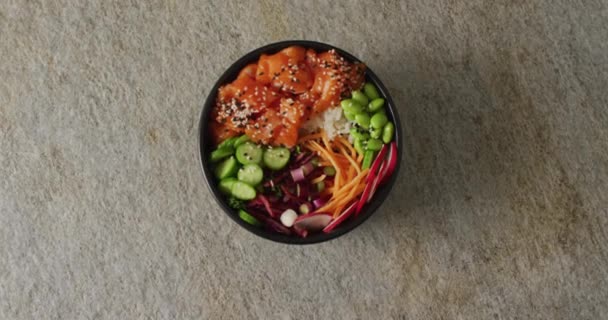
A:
[350,127,370,140]
[366,138,383,151]
[368,98,385,113]
[351,90,369,107]
[340,99,364,114]
[354,138,365,154]
[370,112,388,129]
[363,83,380,100]
[370,126,382,139]
[343,110,356,121]
[382,122,395,143]
[355,113,370,129]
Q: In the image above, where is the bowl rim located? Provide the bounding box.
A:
[198,40,403,245]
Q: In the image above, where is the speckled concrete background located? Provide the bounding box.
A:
[1,1,607,319]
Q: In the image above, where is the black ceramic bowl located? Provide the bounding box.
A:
[198,40,402,244]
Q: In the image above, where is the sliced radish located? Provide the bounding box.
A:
[366,162,385,203]
[357,146,387,214]
[378,158,390,185]
[356,179,374,215]
[322,202,358,233]
[377,145,393,184]
[366,144,388,183]
[380,141,399,184]
[293,212,332,231]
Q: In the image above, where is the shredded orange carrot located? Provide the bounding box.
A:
[301,129,370,217]
[347,166,355,182]
[336,136,356,157]
[297,132,324,143]
[309,140,342,189]
[339,146,361,174]
[318,161,332,167]
[321,130,332,150]
[315,169,369,214]
[331,169,368,197]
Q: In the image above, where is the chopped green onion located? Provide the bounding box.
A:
[323,166,336,176]
[316,181,325,192]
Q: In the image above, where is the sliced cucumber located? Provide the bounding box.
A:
[214,156,239,179]
[210,146,234,162]
[235,142,263,165]
[263,147,290,170]
[238,209,260,226]
[219,177,237,194]
[231,181,257,200]
[237,164,263,186]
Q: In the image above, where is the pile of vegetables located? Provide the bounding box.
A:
[209,81,398,238]
[207,44,398,237]
[210,132,341,236]
[341,83,396,169]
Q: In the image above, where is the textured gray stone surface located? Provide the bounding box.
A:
[1,1,608,319]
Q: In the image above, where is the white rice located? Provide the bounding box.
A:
[300,106,352,140]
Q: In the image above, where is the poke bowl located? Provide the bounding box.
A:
[198,40,402,244]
